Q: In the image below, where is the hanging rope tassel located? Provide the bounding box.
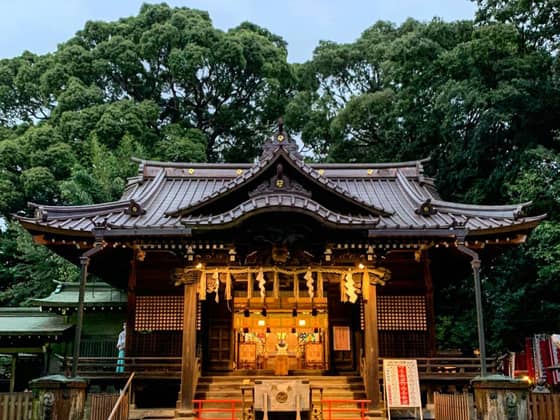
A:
[257,267,266,302]
[317,272,324,298]
[345,270,358,303]
[305,268,314,299]
[225,270,232,301]
[213,269,220,303]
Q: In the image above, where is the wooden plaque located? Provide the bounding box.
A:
[238,343,257,368]
[305,343,324,368]
[333,326,351,351]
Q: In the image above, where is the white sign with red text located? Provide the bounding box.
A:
[383,359,422,416]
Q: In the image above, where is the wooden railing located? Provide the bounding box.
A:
[378,357,496,380]
[107,372,135,420]
[55,354,181,378]
[192,399,243,420]
[80,337,118,357]
[55,353,494,382]
[0,392,33,420]
[90,394,119,420]
[322,399,370,420]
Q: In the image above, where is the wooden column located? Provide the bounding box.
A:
[177,276,198,415]
[127,254,137,355]
[422,253,436,356]
[9,353,17,393]
[364,282,380,409]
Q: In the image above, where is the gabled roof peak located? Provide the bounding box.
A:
[260,125,301,160]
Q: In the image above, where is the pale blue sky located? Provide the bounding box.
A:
[0,1,476,63]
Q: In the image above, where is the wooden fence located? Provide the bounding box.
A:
[90,394,120,420]
[529,393,560,420]
[0,392,33,420]
[434,392,473,420]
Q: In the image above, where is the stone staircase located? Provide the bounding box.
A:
[195,375,386,419]
[127,375,386,419]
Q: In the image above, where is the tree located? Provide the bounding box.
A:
[0,4,295,305]
[287,16,560,353]
[0,223,79,306]
[474,0,560,53]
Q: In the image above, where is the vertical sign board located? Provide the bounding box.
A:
[383,359,423,420]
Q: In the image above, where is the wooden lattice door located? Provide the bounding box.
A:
[207,320,232,371]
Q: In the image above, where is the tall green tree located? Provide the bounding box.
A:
[0,3,294,305]
[474,0,560,53]
[287,16,560,352]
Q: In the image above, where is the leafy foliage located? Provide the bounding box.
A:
[0,223,79,306]
[0,4,294,304]
[0,3,559,354]
[286,11,560,352]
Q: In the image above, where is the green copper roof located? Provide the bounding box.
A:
[0,308,73,336]
[31,281,127,309]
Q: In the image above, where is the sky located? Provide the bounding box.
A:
[0,0,476,63]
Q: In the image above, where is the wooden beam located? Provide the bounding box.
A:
[0,347,44,353]
[423,253,436,356]
[177,277,198,415]
[364,284,380,409]
[127,252,137,355]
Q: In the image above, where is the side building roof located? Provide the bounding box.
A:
[31,281,127,313]
[0,308,74,349]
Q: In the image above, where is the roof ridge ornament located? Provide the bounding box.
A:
[248,162,312,198]
[260,118,301,160]
[416,199,437,217]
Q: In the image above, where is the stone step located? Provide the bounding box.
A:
[198,375,363,382]
[129,407,175,419]
[195,374,371,419]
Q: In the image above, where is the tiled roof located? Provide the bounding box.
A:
[18,139,544,238]
[181,193,380,228]
[0,308,73,336]
[31,281,127,308]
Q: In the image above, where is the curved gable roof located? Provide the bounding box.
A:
[16,133,544,239]
[166,144,392,218]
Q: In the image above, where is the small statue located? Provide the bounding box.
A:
[532,377,550,393]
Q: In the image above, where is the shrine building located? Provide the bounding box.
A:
[16,128,543,412]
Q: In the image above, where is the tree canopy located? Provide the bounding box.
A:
[0,2,559,352]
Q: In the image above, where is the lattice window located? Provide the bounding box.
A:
[377,295,427,331]
[135,296,183,331]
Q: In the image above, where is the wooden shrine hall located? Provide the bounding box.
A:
[17,127,543,414]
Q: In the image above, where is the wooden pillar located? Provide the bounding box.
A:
[422,253,436,356]
[9,353,17,393]
[364,282,380,409]
[177,277,198,415]
[127,254,137,355]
